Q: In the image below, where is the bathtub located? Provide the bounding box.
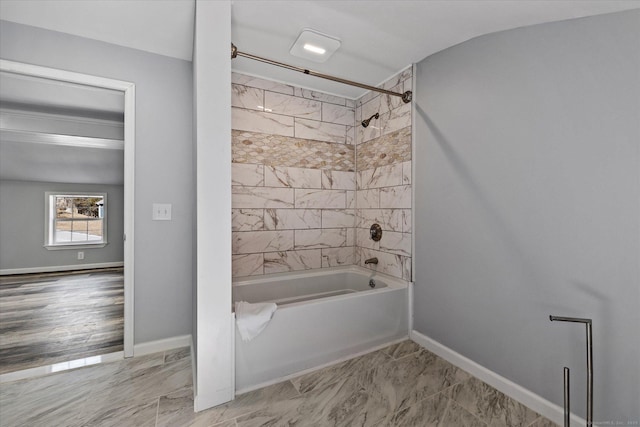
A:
[233,266,409,391]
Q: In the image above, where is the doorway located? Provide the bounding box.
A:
[0,60,135,375]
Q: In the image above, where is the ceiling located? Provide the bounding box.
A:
[0,71,124,119]
[0,72,124,185]
[1,1,639,98]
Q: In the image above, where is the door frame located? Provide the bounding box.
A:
[0,59,136,357]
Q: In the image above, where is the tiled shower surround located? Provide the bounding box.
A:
[355,68,412,280]
[231,68,412,280]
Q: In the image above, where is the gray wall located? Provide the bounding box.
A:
[0,21,194,344]
[0,180,124,269]
[414,10,639,423]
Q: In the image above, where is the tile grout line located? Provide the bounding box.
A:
[288,379,303,396]
[446,375,546,426]
[377,344,492,426]
[386,390,489,427]
[154,396,160,427]
[450,395,490,427]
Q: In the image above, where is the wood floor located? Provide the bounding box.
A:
[0,268,124,374]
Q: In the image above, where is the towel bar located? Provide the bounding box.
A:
[549,315,593,427]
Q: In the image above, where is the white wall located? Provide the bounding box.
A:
[0,20,194,344]
[193,0,234,411]
[0,180,124,271]
[414,10,639,423]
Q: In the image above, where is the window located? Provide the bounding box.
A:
[45,193,107,249]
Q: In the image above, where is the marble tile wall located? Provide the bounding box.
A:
[355,67,413,280]
[232,73,356,278]
[232,72,356,145]
[232,69,413,281]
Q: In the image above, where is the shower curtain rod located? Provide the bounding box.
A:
[231,44,412,103]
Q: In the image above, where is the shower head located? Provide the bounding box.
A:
[361,113,379,128]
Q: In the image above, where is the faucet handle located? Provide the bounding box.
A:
[370,223,382,241]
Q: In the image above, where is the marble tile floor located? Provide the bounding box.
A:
[0,341,558,427]
[0,268,124,374]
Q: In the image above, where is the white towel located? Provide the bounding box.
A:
[235,301,277,341]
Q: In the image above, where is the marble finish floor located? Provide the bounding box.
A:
[0,268,124,374]
[0,340,558,427]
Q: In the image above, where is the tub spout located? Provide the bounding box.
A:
[365,257,378,265]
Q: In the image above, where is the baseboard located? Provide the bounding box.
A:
[0,351,124,384]
[0,261,124,276]
[410,330,586,426]
[134,334,192,357]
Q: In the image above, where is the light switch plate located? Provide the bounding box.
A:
[152,203,172,221]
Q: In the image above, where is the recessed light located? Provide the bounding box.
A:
[290,29,341,63]
[303,44,326,55]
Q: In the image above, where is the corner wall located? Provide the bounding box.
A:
[355,68,413,280]
[414,10,639,423]
[193,0,234,410]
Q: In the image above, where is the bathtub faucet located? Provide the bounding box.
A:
[364,257,378,265]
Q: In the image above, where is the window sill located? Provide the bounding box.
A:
[44,242,108,251]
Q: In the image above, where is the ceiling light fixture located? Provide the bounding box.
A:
[303,44,326,55]
[290,29,340,63]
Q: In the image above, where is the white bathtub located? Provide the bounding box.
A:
[233,266,409,391]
